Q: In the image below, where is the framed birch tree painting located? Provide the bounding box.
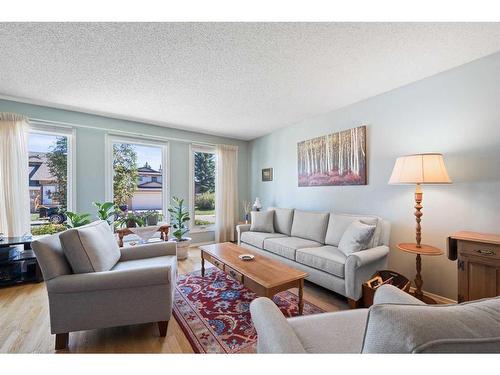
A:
[297,125,366,186]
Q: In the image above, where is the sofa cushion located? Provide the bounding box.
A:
[60,220,121,274]
[289,309,369,353]
[268,207,294,236]
[296,246,347,278]
[263,237,321,260]
[338,221,377,256]
[362,296,500,353]
[290,210,330,243]
[325,213,379,247]
[241,231,287,248]
[250,211,275,233]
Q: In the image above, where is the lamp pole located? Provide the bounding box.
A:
[414,183,423,248]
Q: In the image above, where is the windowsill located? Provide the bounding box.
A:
[190,227,215,234]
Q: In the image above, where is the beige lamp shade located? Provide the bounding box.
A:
[389,153,452,184]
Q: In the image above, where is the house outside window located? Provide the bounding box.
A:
[28,127,74,230]
[107,136,169,224]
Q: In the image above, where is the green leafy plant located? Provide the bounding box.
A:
[66,212,92,228]
[46,137,68,210]
[31,223,66,236]
[194,152,215,193]
[112,143,139,207]
[195,192,215,210]
[93,201,117,224]
[168,197,190,241]
[115,211,145,229]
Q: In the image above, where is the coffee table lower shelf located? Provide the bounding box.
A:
[200,244,306,315]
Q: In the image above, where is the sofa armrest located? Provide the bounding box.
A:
[236,224,251,245]
[250,297,306,353]
[345,245,390,301]
[46,260,175,294]
[373,284,425,305]
[119,241,177,261]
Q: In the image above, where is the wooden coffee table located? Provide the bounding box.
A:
[200,242,308,314]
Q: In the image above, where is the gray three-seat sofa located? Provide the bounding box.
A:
[236,207,390,305]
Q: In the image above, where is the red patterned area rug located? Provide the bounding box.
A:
[173,267,325,353]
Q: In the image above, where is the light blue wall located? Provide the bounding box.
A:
[0,99,250,244]
[249,52,500,299]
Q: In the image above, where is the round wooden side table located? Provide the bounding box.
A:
[397,243,443,304]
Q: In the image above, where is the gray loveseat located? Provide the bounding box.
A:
[236,208,390,305]
[250,284,500,353]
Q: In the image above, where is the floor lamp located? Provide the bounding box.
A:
[389,153,452,303]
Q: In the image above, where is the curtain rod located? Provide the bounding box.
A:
[28,117,219,147]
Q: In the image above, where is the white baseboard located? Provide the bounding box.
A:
[409,287,457,304]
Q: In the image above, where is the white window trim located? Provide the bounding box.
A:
[28,123,76,213]
[189,143,216,233]
[105,134,170,222]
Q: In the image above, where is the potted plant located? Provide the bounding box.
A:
[65,212,92,228]
[115,211,145,229]
[168,196,191,260]
[93,201,117,225]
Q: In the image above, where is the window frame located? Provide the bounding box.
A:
[105,134,170,222]
[189,143,217,233]
[28,123,76,221]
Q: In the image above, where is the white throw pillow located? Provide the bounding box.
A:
[338,220,376,256]
[250,211,275,233]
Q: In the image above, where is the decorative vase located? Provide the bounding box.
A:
[253,197,262,212]
[244,213,250,224]
[172,237,191,260]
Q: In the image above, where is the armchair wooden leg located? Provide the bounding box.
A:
[55,333,69,350]
[158,321,169,337]
[347,298,363,309]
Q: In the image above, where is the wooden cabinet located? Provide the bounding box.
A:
[448,231,500,302]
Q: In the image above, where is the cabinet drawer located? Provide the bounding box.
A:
[459,241,500,261]
[225,265,243,283]
[203,253,225,271]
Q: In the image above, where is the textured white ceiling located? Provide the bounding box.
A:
[1,23,500,140]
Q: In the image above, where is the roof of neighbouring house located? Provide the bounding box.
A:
[138,181,162,189]
[137,166,161,175]
[29,152,55,182]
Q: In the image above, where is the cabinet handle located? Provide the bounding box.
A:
[475,249,496,256]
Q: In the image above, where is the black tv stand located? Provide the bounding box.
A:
[0,237,43,287]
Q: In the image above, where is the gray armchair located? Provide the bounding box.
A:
[250,285,500,353]
[31,220,177,350]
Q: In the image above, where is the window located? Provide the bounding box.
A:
[107,136,168,224]
[190,145,216,230]
[28,128,74,230]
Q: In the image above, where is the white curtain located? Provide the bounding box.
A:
[0,113,31,237]
[215,144,238,243]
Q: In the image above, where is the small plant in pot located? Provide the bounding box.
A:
[168,196,191,260]
[66,211,92,228]
[93,201,118,225]
[115,211,145,229]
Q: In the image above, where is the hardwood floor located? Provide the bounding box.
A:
[0,247,348,353]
